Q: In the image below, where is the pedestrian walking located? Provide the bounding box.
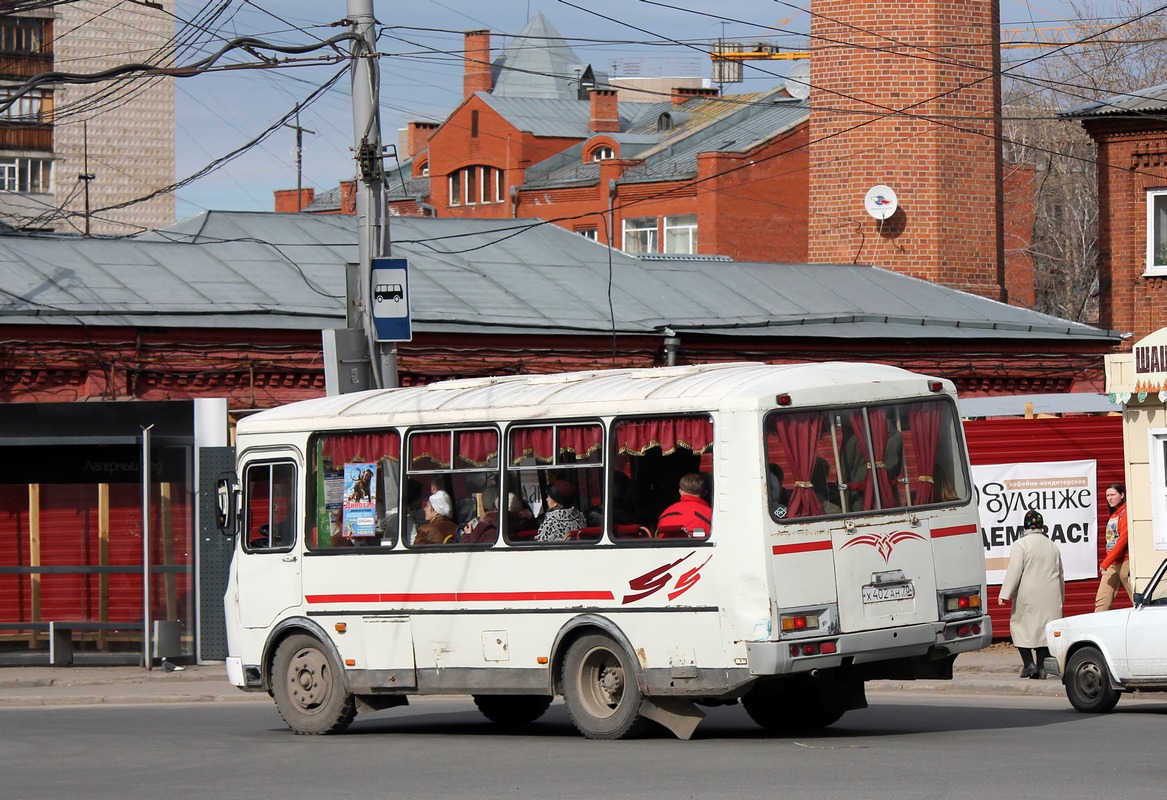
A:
[1094,482,1133,611]
[998,509,1064,679]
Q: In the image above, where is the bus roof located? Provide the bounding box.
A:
[237,362,952,436]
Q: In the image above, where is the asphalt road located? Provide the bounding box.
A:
[2,691,1163,799]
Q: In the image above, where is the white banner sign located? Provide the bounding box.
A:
[972,460,1098,585]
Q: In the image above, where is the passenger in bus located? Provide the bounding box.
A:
[839,418,903,509]
[811,457,842,515]
[460,485,513,545]
[656,473,712,535]
[535,479,587,542]
[413,490,458,545]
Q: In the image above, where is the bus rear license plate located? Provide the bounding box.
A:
[862,582,915,603]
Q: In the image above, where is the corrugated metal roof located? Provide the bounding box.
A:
[1060,81,1167,118]
[0,211,1118,345]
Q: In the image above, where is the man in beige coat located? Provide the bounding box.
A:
[998,509,1065,678]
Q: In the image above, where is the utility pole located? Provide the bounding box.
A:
[347,0,398,388]
[283,105,315,212]
[80,121,95,236]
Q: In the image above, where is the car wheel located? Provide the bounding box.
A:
[561,634,648,739]
[272,634,357,734]
[1064,646,1120,713]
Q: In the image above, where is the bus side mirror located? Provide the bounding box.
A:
[215,473,239,535]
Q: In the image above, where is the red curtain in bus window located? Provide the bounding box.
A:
[510,427,554,463]
[775,412,823,518]
[455,429,498,467]
[850,410,897,511]
[909,404,941,504]
[410,432,451,467]
[558,424,602,459]
[320,431,401,465]
[615,417,713,455]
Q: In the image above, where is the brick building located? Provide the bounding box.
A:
[288,7,1035,305]
[1063,83,1167,346]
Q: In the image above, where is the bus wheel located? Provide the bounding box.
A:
[1064,647,1120,713]
[562,634,648,740]
[742,683,843,733]
[472,694,553,725]
[272,634,356,735]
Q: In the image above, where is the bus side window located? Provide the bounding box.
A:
[244,462,296,551]
[611,415,714,540]
[407,427,499,547]
[310,430,401,550]
[506,423,603,544]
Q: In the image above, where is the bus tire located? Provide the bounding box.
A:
[561,633,649,740]
[742,683,844,733]
[472,694,553,725]
[1064,647,1120,713]
[272,634,356,735]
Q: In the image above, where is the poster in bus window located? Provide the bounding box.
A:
[323,469,345,542]
[343,463,377,538]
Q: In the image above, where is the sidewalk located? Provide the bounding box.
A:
[0,643,1066,708]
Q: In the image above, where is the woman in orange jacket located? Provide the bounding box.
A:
[1094,482,1133,611]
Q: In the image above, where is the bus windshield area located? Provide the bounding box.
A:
[301,413,715,550]
[764,397,969,521]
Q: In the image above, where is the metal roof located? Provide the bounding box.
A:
[489,13,608,101]
[0,211,1118,345]
[1060,82,1167,118]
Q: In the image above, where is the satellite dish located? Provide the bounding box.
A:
[785,60,810,100]
[864,185,898,220]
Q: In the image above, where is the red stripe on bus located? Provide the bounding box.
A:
[931,523,978,538]
[306,590,615,605]
[772,540,832,555]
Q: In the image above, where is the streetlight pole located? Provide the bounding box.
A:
[347,0,397,388]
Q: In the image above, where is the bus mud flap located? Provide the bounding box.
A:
[639,697,706,740]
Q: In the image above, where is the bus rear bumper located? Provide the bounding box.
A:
[746,616,992,678]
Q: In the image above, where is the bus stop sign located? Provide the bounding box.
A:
[370,257,412,342]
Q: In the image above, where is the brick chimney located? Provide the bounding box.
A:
[589,88,619,133]
[273,188,315,213]
[463,30,492,97]
[340,180,357,215]
[672,86,719,105]
[405,121,439,159]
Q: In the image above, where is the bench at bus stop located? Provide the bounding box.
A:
[0,621,136,666]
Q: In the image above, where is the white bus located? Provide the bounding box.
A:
[217,363,990,739]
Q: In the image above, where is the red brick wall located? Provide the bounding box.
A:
[1003,162,1036,308]
[1083,119,1167,346]
[808,1,1004,300]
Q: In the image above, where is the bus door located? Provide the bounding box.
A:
[237,460,303,629]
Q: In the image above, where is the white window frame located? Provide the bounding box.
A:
[0,156,50,194]
[1149,428,1167,550]
[592,146,614,162]
[465,167,478,205]
[663,214,698,254]
[448,171,462,206]
[1146,189,1167,275]
[622,216,658,254]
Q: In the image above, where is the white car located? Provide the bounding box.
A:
[1045,557,1167,712]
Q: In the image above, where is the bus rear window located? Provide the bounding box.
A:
[765,399,968,521]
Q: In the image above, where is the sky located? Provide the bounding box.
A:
[170,0,1142,220]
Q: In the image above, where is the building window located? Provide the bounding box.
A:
[577,228,598,241]
[664,214,698,254]
[1148,189,1167,274]
[465,167,478,205]
[0,157,50,193]
[622,217,658,254]
[1150,429,1167,549]
[448,171,462,206]
[418,161,429,177]
[0,88,50,123]
[591,146,614,162]
[491,167,504,203]
[470,109,479,138]
[0,18,47,54]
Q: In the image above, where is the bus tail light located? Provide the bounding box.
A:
[940,587,983,617]
[780,612,820,632]
[928,380,944,393]
[789,640,838,658]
